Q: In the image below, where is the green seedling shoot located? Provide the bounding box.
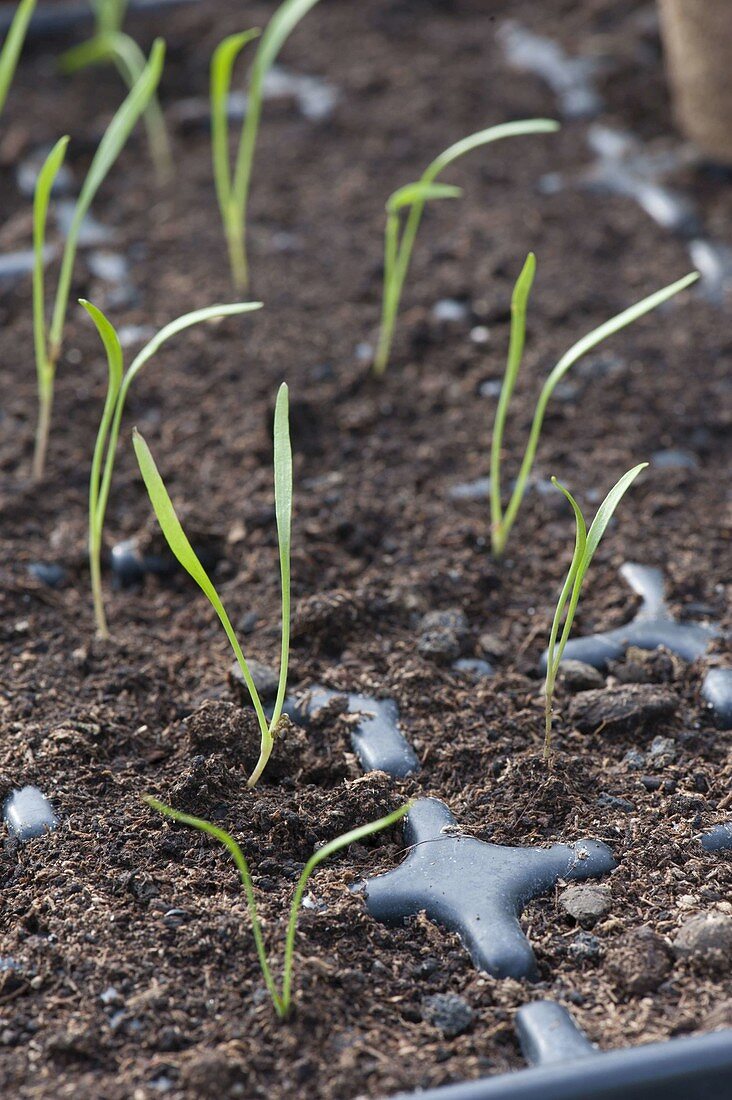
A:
[489,261,699,557]
[145,796,410,1018]
[82,300,262,639]
[372,119,559,375]
[32,39,164,482]
[211,0,322,290]
[543,462,648,759]
[60,2,171,183]
[133,382,292,787]
[0,0,36,116]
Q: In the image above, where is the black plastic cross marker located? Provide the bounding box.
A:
[287,686,419,778]
[541,563,716,671]
[364,798,616,980]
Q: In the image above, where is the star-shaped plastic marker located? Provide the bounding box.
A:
[541,562,716,671]
[364,798,616,980]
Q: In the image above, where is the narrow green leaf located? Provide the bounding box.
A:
[270,382,292,729]
[49,38,166,352]
[211,29,261,214]
[386,182,462,215]
[427,119,559,180]
[542,272,700,399]
[132,429,271,752]
[0,0,36,115]
[582,462,648,570]
[126,302,262,389]
[33,136,69,385]
[81,298,123,637]
[490,252,536,547]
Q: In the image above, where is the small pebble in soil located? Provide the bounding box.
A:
[453,657,494,681]
[228,658,280,703]
[364,797,615,980]
[566,931,602,963]
[447,477,491,501]
[569,684,677,736]
[421,993,474,1038]
[3,786,58,841]
[646,736,677,767]
[0,248,51,283]
[623,748,646,771]
[596,793,635,813]
[559,884,611,928]
[27,562,65,588]
[516,1001,596,1067]
[673,913,732,968]
[542,563,716,671]
[558,660,605,692]
[431,298,470,325]
[701,669,732,729]
[605,927,672,995]
[651,448,699,471]
[700,823,732,853]
[417,608,469,664]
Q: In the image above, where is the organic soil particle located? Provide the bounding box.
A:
[0,0,730,1097]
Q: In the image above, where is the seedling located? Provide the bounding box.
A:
[543,462,648,759]
[489,261,699,557]
[211,0,322,290]
[133,382,292,787]
[0,0,36,116]
[82,300,262,639]
[145,795,410,1018]
[32,39,164,482]
[372,119,559,375]
[59,2,172,183]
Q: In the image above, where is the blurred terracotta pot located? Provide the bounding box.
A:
[658,0,732,163]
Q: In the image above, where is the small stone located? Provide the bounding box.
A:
[228,658,280,703]
[673,912,732,969]
[566,931,601,962]
[431,299,469,325]
[701,669,732,729]
[558,660,604,692]
[479,632,506,659]
[641,776,662,792]
[417,628,461,664]
[560,884,611,928]
[421,993,474,1038]
[568,684,677,735]
[419,608,469,640]
[647,735,677,767]
[605,927,672,994]
[623,748,645,771]
[3,787,58,841]
[453,658,494,681]
[27,562,65,588]
[596,793,635,812]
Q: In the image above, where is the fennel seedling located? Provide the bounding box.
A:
[543,463,648,758]
[31,38,164,481]
[211,0,322,290]
[82,300,262,639]
[489,262,699,556]
[0,0,36,116]
[133,382,292,787]
[145,795,410,1018]
[373,119,560,375]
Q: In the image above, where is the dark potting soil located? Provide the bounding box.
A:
[0,0,730,1097]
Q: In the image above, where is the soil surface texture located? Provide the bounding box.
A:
[0,1,730,1098]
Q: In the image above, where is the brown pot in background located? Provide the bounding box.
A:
[658,0,732,164]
